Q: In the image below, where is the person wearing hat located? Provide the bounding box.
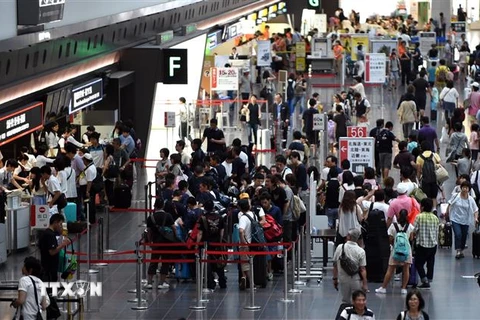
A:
[386,182,420,228]
[469,82,480,121]
[80,153,100,223]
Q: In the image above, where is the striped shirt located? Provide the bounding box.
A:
[414,212,440,248]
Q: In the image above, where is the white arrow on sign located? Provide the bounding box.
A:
[341,146,347,152]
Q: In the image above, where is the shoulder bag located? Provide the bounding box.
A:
[339,244,359,276]
[26,276,43,320]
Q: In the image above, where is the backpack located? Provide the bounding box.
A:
[202,214,221,237]
[392,223,411,262]
[244,212,266,250]
[436,67,447,82]
[339,244,359,276]
[263,214,283,241]
[377,129,391,149]
[420,153,436,183]
[292,195,306,220]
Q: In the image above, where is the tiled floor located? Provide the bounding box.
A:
[2,56,480,320]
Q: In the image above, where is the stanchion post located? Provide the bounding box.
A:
[104,206,117,253]
[202,243,211,294]
[289,242,303,293]
[141,232,147,284]
[94,218,107,267]
[85,201,98,274]
[139,184,148,227]
[130,241,148,309]
[244,255,261,310]
[190,251,207,310]
[295,235,306,286]
[76,233,81,280]
[127,238,146,293]
[278,248,294,303]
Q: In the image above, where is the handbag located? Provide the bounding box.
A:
[411,186,427,202]
[104,156,119,179]
[52,193,67,210]
[446,137,463,163]
[25,276,44,320]
[435,164,449,184]
[60,241,77,280]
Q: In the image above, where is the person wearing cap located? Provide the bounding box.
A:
[386,182,420,228]
[332,228,368,304]
[469,82,480,121]
[80,153,99,223]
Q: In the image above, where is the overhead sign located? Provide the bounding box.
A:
[365,53,386,84]
[70,78,103,114]
[0,102,43,147]
[339,137,375,174]
[347,126,367,138]
[418,32,436,57]
[451,22,466,33]
[162,49,188,85]
[257,41,272,67]
[210,67,239,91]
[32,205,50,229]
[17,0,66,25]
[312,113,325,130]
[164,112,176,128]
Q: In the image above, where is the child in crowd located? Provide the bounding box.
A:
[407,133,418,153]
[431,86,439,121]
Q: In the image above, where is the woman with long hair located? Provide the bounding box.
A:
[28,167,46,205]
[46,121,59,157]
[375,209,414,295]
[337,190,364,246]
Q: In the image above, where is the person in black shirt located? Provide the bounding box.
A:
[231,147,246,186]
[325,167,340,229]
[377,121,400,179]
[39,214,70,282]
[302,98,319,145]
[191,139,205,168]
[273,93,290,148]
[247,95,261,147]
[188,165,205,197]
[412,71,430,117]
[369,119,385,178]
[202,119,225,154]
[210,155,226,191]
[196,178,215,205]
[333,104,348,141]
[266,175,288,223]
[145,198,176,289]
[165,189,187,220]
[196,200,227,289]
[290,151,308,192]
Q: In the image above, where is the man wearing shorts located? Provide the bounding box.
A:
[376,121,399,179]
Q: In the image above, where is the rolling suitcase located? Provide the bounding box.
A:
[253,254,267,288]
[438,222,453,248]
[113,184,132,208]
[175,262,191,280]
[64,202,77,222]
[364,208,390,282]
[408,257,417,287]
[472,228,480,259]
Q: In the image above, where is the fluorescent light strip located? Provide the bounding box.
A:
[0,52,119,106]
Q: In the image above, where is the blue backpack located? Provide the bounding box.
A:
[244,212,266,251]
[393,223,411,262]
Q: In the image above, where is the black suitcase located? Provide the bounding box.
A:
[271,255,284,274]
[439,222,452,248]
[472,230,480,258]
[113,184,132,208]
[253,255,267,288]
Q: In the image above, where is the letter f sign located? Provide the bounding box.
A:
[169,57,181,77]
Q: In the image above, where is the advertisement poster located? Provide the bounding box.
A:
[257,40,272,67]
[296,42,306,58]
[210,67,240,91]
[370,40,397,59]
[339,137,375,174]
[339,34,352,56]
[351,36,369,61]
[365,53,386,84]
[417,1,430,26]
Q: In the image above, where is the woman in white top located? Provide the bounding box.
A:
[13,155,31,186]
[375,209,415,295]
[12,256,49,320]
[63,157,77,200]
[28,167,46,205]
[337,190,364,247]
[339,171,355,203]
[34,146,54,168]
[439,80,459,118]
[54,158,69,197]
[46,122,60,157]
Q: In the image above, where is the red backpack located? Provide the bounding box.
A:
[263,214,283,242]
[186,218,201,249]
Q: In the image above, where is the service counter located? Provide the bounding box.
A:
[307,56,335,73]
[6,204,30,252]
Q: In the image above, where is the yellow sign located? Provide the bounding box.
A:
[351,36,369,61]
[296,58,306,72]
[296,42,306,58]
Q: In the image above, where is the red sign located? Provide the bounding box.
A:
[39,207,46,213]
[211,67,218,89]
[347,126,367,138]
[340,139,348,162]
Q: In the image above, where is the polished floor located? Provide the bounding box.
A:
[2,62,480,320]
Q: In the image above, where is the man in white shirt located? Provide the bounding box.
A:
[175,140,191,166]
[238,199,255,290]
[41,165,64,214]
[357,189,391,222]
[81,153,100,223]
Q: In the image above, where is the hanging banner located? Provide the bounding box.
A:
[296,42,306,58]
[410,1,419,21]
[0,102,43,147]
[296,58,306,72]
[257,40,272,67]
[365,53,386,84]
[210,67,240,91]
[351,36,369,61]
[339,137,375,174]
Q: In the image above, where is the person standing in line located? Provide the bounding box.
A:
[79,153,100,223]
[396,289,430,320]
[292,74,307,116]
[46,122,59,158]
[445,181,479,259]
[376,121,400,179]
[370,119,385,178]
[332,229,368,305]
[238,199,255,290]
[38,214,70,283]
[246,95,261,148]
[324,167,340,229]
[11,257,49,320]
[202,118,226,155]
[413,198,440,289]
[41,165,66,215]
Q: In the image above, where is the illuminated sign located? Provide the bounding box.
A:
[156,30,174,44]
[0,102,43,147]
[70,78,103,114]
[162,49,188,85]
